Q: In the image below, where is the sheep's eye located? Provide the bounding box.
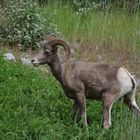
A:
[44,51,50,55]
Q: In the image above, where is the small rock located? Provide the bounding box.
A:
[4,53,16,61]
[21,57,31,65]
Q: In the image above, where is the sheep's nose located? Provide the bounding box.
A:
[31,59,35,63]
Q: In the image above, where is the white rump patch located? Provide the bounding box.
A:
[117,67,133,96]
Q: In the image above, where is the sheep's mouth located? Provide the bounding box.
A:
[31,59,40,67]
[33,63,39,67]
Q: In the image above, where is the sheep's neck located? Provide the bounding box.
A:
[49,57,63,83]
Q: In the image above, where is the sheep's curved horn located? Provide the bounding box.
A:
[47,39,71,63]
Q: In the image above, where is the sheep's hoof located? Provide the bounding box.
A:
[103,123,111,129]
[84,127,89,136]
[87,116,92,124]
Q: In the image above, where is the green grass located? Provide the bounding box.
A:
[0,55,140,140]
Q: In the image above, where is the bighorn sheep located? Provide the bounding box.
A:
[31,35,140,131]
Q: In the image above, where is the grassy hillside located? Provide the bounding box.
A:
[0,56,140,140]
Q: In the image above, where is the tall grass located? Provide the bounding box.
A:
[44,2,140,51]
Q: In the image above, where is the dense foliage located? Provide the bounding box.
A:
[0,0,46,49]
[0,56,140,139]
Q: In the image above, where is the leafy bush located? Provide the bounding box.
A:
[0,0,46,49]
[73,0,140,15]
[44,9,60,35]
[73,0,99,16]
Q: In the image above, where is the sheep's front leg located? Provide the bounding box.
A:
[72,100,79,125]
[76,92,88,133]
[102,98,113,129]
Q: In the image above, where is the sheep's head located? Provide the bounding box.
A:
[31,35,71,67]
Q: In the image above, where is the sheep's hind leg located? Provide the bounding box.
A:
[123,92,140,116]
[72,100,79,126]
[102,90,120,129]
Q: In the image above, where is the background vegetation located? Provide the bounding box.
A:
[0,0,140,51]
[0,0,140,139]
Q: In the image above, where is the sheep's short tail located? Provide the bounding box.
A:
[122,67,137,90]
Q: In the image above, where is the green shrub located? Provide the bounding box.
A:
[73,0,99,16]
[0,0,46,49]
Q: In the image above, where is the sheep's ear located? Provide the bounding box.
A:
[45,49,51,54]
[44,47,57,54]
[43,45,52,54]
